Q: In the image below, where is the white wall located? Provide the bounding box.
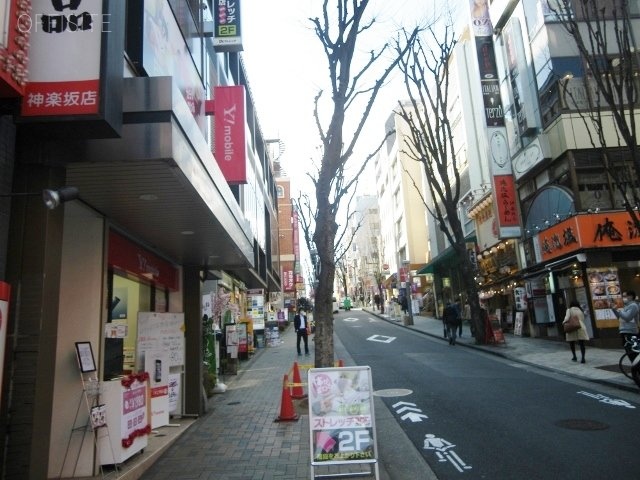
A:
[49,202,106,477]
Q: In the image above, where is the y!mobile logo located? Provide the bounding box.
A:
[17,13,111,34]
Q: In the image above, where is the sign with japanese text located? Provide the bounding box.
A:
[537,211,640,262]
[283,269,295,292]
[308,366,378,467]
[121,380,148,448]
[22,0,105,116]
[214,85,247,184]
[489,171,520,238]
[214,0,243,52]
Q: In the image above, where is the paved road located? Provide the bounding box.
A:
[336,310,640,479]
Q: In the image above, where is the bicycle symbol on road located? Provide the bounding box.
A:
[423,434,472,473]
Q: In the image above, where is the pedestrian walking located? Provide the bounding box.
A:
[443,301,461,345]
[562,300,589,363]
[374,293,381,311]
[400,294,408,314]
[462,300,471,337]
[454,297,463,337]
[293,307,310,356]
[610,289,639,347]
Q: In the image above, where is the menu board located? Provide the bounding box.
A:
[587,267,620,323]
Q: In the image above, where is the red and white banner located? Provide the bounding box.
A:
[283,269,295,292]
[0,282,10,405]
[214,85,247,184]
[22,0,105,116]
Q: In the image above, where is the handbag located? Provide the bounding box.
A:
[563,310,581,333]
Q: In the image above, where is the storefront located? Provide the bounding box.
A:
[523,211,640,347]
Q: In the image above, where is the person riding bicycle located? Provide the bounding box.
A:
[610,290,640,348]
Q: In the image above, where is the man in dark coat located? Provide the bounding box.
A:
[293,308,310,356]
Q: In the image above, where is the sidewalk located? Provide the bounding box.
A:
[135,323,434,480]
[367,307,637,393]
[120,309,636,480]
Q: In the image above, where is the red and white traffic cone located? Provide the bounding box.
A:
[275,374,299,422]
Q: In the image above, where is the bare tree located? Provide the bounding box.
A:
[308,0,419,366]
[394,25,486,343]
[552,0,640,227]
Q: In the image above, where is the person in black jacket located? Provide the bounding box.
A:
[443,301,461,345]
[293,308,310,356]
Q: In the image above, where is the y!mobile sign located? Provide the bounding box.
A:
[214,85,247,184]
[22,0,106,116]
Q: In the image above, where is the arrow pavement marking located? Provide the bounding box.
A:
[392,401,429,422]
[401,411,429,422]
[367,335,396,343]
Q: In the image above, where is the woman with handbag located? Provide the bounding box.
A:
[562,300,589,363]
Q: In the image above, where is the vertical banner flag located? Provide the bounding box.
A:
[213,0,243,52]
[214,85,247,184]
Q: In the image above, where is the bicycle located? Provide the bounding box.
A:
[618,335,640,387]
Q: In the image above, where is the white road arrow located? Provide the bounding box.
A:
[392,401,418,409]
[401,411,429,422]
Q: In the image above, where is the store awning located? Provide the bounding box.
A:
[382,273,397,287]
[417,236,476,275]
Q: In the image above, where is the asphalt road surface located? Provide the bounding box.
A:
[334,310,640,480]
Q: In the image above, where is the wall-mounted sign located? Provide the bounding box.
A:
[214,0,243,52]
[512,135,551,180]
[214,85,247,184]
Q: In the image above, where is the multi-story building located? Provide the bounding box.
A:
[374,110,432,309]
[343,195,380,305]
[0,1,280,477]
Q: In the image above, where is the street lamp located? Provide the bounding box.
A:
[402,259,414,326]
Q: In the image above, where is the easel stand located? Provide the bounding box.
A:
[59,370,118,478]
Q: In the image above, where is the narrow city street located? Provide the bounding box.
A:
[335,310,640,479]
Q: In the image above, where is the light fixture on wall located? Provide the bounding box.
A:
[1,186,79,210]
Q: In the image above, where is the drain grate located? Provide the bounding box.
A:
[555,419,609,431]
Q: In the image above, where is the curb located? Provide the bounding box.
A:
[363,309,638,394]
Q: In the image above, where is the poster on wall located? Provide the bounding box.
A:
[587,267,620,326]
[308,367,378,467]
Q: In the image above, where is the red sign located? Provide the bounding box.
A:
[0,1,30,96]
[151,386,168,398]
[492,174,519,226]
[108,230,179,291]
[22,80,100,116]
[214,85,247,184]
[283,269,295,292]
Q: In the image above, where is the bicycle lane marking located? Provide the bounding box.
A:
[577,391,636,408]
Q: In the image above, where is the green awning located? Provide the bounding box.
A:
[416,236,476,275]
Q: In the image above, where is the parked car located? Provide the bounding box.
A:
[332,297,339,313]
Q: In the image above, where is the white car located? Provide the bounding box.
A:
[332,297,339,313]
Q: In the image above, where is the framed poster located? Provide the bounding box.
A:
[75,341,96,373]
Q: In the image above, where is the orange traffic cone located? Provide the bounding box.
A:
[275,374,299,422]
[290,362,307,399]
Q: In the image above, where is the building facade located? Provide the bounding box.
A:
[0,1,281,478]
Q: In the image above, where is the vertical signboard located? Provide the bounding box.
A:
[308,366,379,478]
[214,0,243,52]
[22,0,104,116]
[469,1,521,239]
[214,85,247,184]
[0,282,10,404]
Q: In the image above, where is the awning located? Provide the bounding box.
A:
[417,236,477,275]
[382,273,397,287]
